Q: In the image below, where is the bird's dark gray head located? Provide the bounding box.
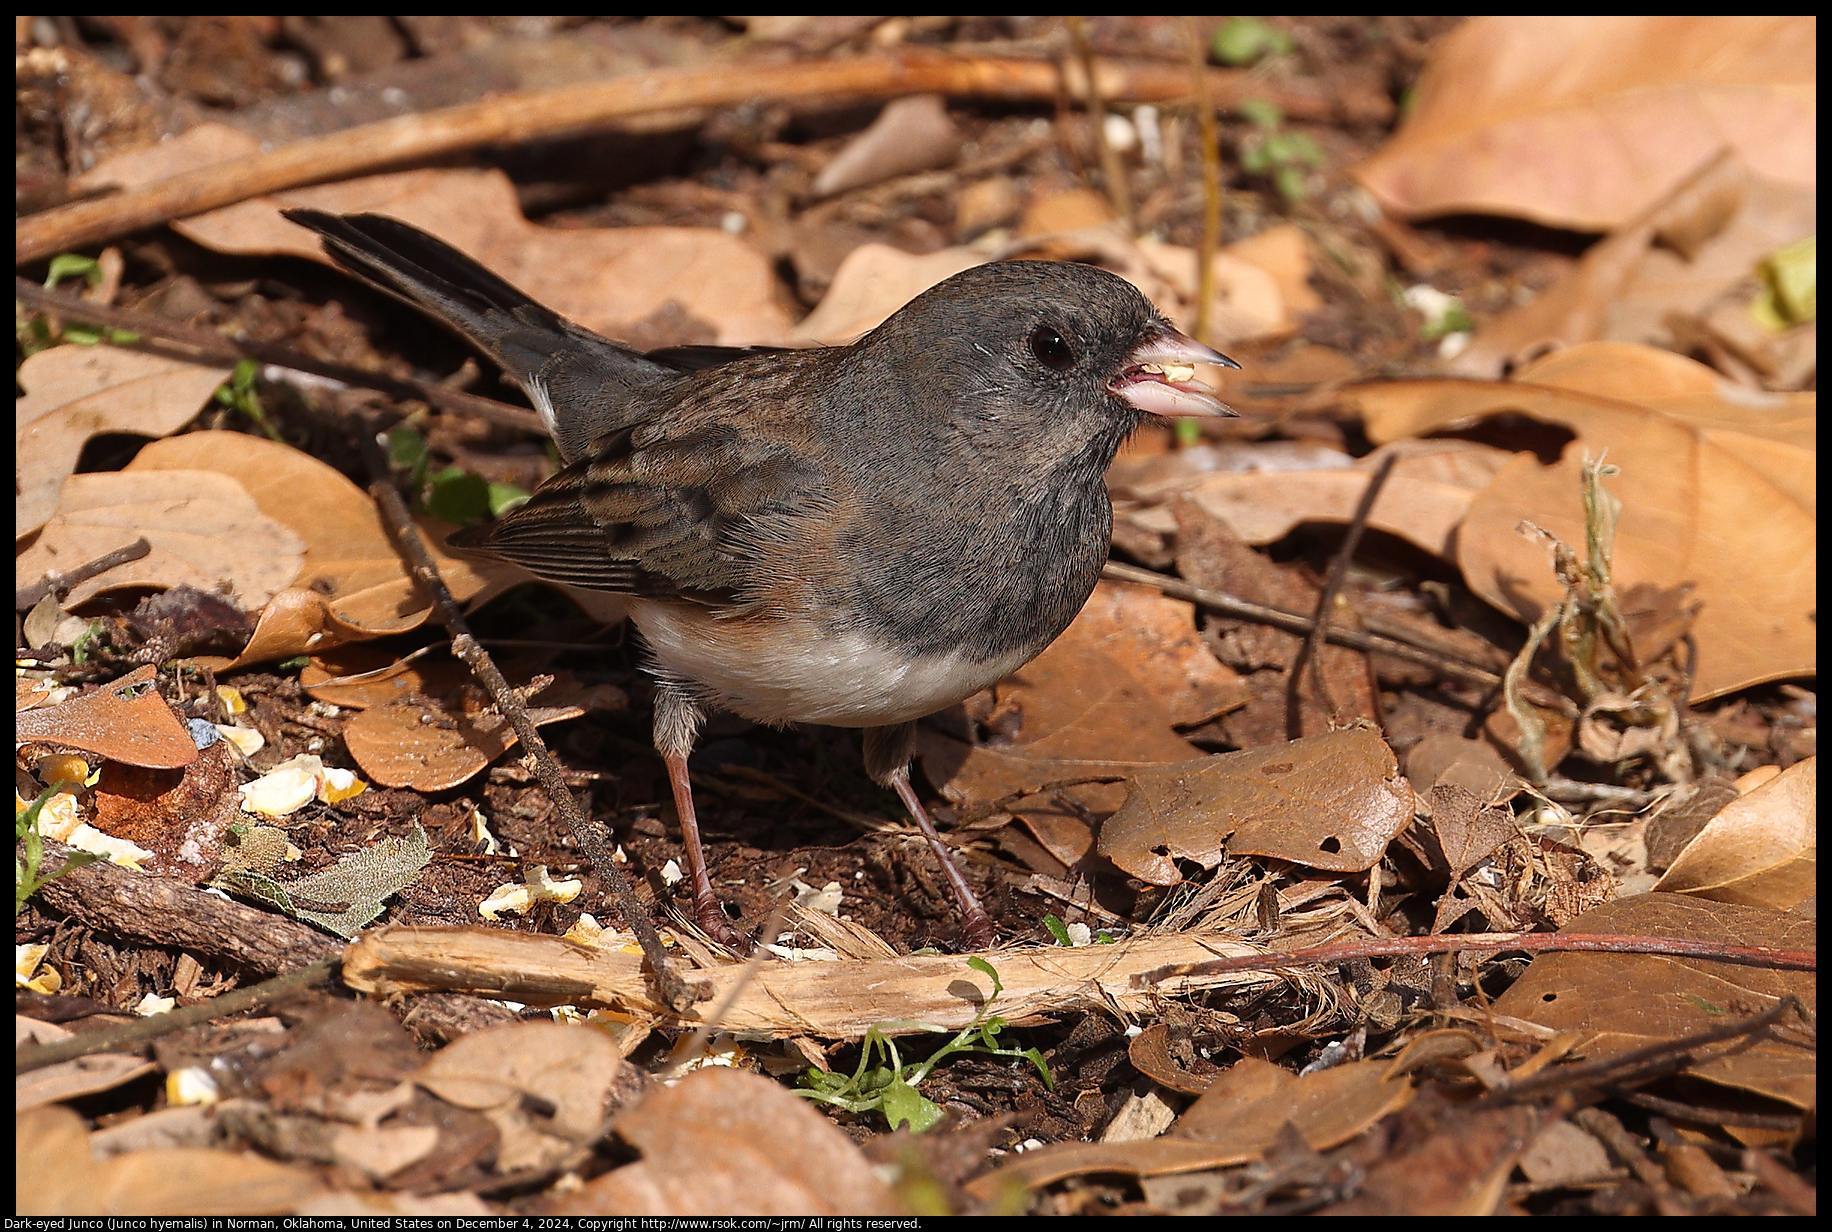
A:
[849,260,1233,458]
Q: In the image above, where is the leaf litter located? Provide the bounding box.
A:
[15,15,1813,1218]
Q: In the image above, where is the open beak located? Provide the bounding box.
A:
[1109,323,1240,417]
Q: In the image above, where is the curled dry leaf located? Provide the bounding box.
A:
[82,127,792,347]
[1099,726,1414,884]
[16,345,230,535]
[1355,16,1816,231]
[1176,439,1511,559]
[1654,756,1815,909]
[417,1021,624,1175]
[1490,893,1815,1112]
[342,696,585,791]
[1347,343,1815,700]
[14,665,198,770]
[969,1056,1412,1198]
[122,432,522,664]
[791,242,986,344]
[811,93,961,198]
[16,1104,324,1217]
[554,1068,905,1216]
[16,469,305,613]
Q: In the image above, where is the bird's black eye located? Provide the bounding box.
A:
[1029,325,1076,371]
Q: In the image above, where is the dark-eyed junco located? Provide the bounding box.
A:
[285,207,1237,949]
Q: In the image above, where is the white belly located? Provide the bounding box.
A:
[630,599,1027,728]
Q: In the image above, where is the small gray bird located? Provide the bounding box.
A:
[285,208,1237,949]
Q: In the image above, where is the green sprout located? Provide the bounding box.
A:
[1211,17,1293,67]
[214,358,285,443]
[796,958,1054,1131]
[17,254,140,356]
[1237,99,1325,204]
[16,785,100,918]
[389,423,530,523]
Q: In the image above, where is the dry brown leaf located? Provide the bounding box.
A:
[16,345,230,534]
[1317,1105,1541,1216]
[14,665,198,770]
[1490,893,1814,1111]
[1448,156,1817,379]
[1355,16,1816,230]
[1224,223,1323,317]
[1070,580,1247,728]
[16,469,305,612]
[791,242,986,343]
[811,93,961,198]
[1654,756,1815,909]
[80,126,792,346]
[1179,439,1510,558]
[90,739,240,880]
[1128,1022,1224,1096]
[553,1068,905,1216]
[970,1056,1412,1198]
[1098,726,1415,884]
[123,432,522,662]
[1134,237,1290,343]
[417,1021,624,1175]
[16,1104,323,1216]
[343,695,585,791]
[1348,348,1815,700]
[915,611,1199,819]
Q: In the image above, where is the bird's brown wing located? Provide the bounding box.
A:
[449,375,836,605]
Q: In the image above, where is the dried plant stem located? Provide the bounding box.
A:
[17,51,1388,264]
[1288,451,1397,733]
[1065,17,1133,231]
[357,430,699,1013]
[16,957,339,1073]
[1183,16,1226,348]
[1134,934,1815,988]
[16,277,541,433]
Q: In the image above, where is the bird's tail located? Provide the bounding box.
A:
[283,208,671,458]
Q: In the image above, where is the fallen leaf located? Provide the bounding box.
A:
[1490,893,1814,1111]
[16,1103,323,1216]
[418,1021,624,1175]
[90,739,240,881]
[342,696,586,790]
[811,93,961,197]
[1069,580,1248,728]
[554,1068,905,1215]
[15,345,230,534]
[218,825,430,938]
[791,242,986,343]
[1347,346,1816,699]
[16,469,304,613]
[123,432,522,662]
[1098,726,1415,884]
[1654,756,1815,909]
[1317,1104,1540,1216]
[80,128,793,347]
[1177,438,1511,558]
[1355,16,1816,230]
[1135,236,1291,343]
[14,665,198,770]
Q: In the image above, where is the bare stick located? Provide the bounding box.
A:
[357,429,700,1013]
[16,957,339,1073]
[16,537,150,609]
[1132,932,1815,987]
[1287,451,1397,729]
[16,277,541,433]
[1066,18,1133,231]
[1183,17,1225,349]
[17,51,1389,263]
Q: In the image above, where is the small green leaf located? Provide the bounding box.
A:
[426,467,493,524]
[44,253,101,289]
[487,480,532,517]
[1273,165,1310,203]
[1237,97,1284,131]
[1042,913,1072,945]
[1212,17,1293,67]
[880,1078,944,1132]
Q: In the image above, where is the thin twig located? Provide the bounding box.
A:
[1183,16,1224,349]
[16,956,340,1073]
[1103,559,1565,705]
[1132,933,1815,988]
[1617,1088,1807,1132]
[1065,18,1133,231]
[16,537,150,609]
[1289,452,1397,731]
[17,51,1389,264]
[17,278,542,433]
[357,428,699,1013]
